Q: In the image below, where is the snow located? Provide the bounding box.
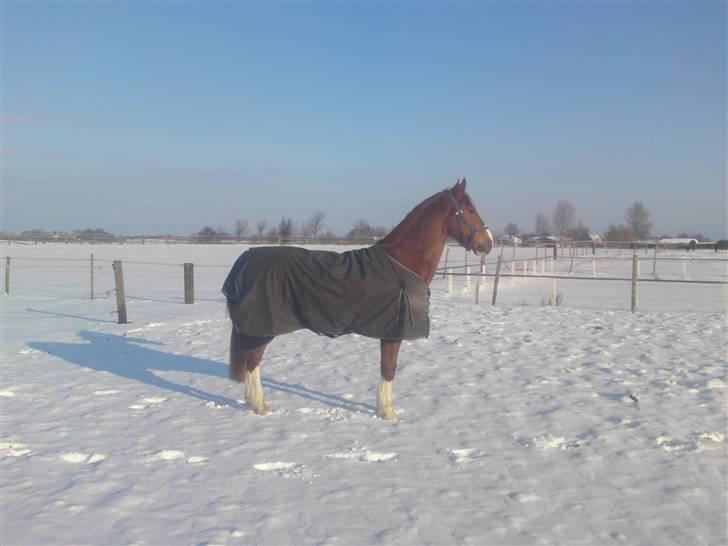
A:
[1,243,726,545]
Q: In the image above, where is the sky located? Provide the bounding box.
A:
[2,1,726,239]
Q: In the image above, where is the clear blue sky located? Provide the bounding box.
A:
[2,1,726,238]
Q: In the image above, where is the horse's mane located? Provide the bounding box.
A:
[378,190,447,246]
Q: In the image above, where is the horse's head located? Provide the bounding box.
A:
[446,179,494,256]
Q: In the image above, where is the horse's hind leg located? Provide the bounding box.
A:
[229,328,248,383]
[229,328,273,415]
[377,340,401,421]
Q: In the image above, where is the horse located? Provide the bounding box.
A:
[223,179,493,420]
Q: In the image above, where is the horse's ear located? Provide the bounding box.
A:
[452,178,467,198]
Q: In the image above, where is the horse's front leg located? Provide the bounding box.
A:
[377,340,401,420]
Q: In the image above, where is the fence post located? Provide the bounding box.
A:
[492,255,503,305]
[447,271,453,294]
[475,255,485,305]
[113,261,128,324]
[631,254,639,312]
[592,258,596,277]
[184,263,194,304]
[4,257,9,294]
[90,254,94,300]
[551,278,557,306]
[442,247,449,279]
[569,247,576,274]
[652,244,658,276]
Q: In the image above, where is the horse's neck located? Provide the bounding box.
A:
[379,200,449,285]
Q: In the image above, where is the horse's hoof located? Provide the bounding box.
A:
[376,406,398,421]
[250,403,271,415]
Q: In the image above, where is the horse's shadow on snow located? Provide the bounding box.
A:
[28,330,374,413]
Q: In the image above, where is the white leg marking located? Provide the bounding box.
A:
[245,367,270,415]
[376,377,397,421]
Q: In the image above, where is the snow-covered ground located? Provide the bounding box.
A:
[2,243,726,545]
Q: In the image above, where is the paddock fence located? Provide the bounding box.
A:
[437,245,728,314]
[2,244,727,324]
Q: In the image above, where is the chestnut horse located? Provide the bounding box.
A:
[227,179,493,420]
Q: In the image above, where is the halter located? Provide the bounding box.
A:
[447,191,490,252]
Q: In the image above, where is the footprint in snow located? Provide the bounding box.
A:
[326,447,398,463]
[515,435,580,451]
[0,441,33,457]
[656,431,724,453]
[93,389,121,396]
[129,396,168,410]
[507,491,540,503]
[253,461,305,478]
[443,448,487,464]
[147,450,208,464]
[59,452,107,464]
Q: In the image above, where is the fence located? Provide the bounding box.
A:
[2,244,727,324]
[438,245,728,313]
[0,234,383,246]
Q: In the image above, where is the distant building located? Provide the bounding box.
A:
[527,236,562,246]
[660,238,699,245]
[497,235,522,245]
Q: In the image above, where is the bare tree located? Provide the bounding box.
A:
[277,217,294,238]
[605,224,634,241]
[256,220,268,237]
[233,219,248,240]
[534,213,551,236]
[552,200,576,237]
[625,201,652,239]
[347,219,388,238]
[504,222,519,237]
[564,221,590,241]
[306,211,326,239]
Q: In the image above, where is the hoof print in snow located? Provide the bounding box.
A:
[443,448,487,464]
[326,447,398,463]
[253,461,304,477]
[59,452,107,464]
[0,441,33,458]
[515,435,580,451]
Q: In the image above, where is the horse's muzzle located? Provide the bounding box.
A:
[472,229,494,256]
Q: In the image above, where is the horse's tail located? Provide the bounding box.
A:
[229,325,247,383]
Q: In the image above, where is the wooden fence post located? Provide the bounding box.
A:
[551,278,557,306]
[90,254,94,300]
[184,263,194,304]
[492,255,503,305]
[113,260,128,324]
[442,247,449,279]
[4,257,9,294]
[631,254,639,313]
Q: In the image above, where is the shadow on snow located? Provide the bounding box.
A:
[27,330,374,414]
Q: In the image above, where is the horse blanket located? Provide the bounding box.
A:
[222,244,430,340]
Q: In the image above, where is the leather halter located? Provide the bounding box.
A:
[447,191,489,252]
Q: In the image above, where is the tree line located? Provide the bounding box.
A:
[501,199,709,242]
[195,212,389,241]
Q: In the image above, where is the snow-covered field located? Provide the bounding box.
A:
[2,243,726,545]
